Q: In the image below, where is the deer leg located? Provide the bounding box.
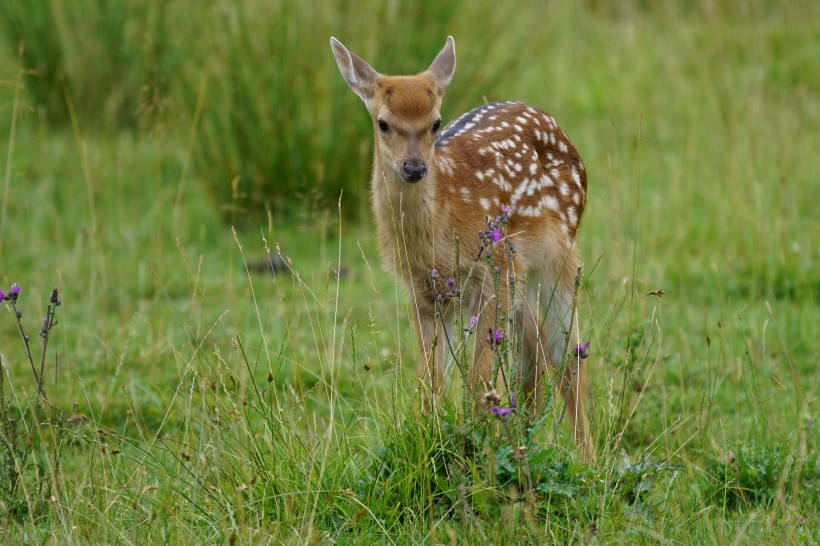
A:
[526,266,596,462]
[410,304,444,411]
[559,353,595,461]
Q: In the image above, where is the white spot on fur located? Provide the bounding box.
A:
[542,195,559,211]
[571,166,582,187]
[539,174,553,188]
[567,206,577,225]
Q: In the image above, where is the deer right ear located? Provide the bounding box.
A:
[330,37,380,104]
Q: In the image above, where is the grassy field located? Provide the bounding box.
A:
[0,1,818,543]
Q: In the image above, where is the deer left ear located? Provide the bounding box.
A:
[425,36,456,94]
[330,37,381,104]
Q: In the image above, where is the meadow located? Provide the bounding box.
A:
[0,0,817,543]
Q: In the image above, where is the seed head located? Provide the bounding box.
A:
[481,389,502,405]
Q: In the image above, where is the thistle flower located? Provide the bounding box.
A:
[576,341,591,360]
[469,316,478,327]
[486,328,504,347]
[0,289,5,301]
[491,228,502,243]
[490,405,514,418]
[8,283,21,302]
[430,269,439,280]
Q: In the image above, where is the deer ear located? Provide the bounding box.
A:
[426,36,456,93]
[330,37,380,104]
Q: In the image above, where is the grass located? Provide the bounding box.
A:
[0,0,818,543]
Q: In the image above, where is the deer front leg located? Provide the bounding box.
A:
[410,304,444,410]
[470,288,514,404]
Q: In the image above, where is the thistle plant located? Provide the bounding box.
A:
[0,283,71,521]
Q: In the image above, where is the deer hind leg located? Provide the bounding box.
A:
[523,262,596,462]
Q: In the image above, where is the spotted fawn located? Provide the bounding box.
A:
[330,36,594,460]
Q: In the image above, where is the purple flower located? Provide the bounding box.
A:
[8,283,21,302]
[490,405,514,418]
[576,341,591,360]
[430,269,439,280]
[501,204,510,215]
[486,328,504,347]
[491,229,502,243]
[0,289,5,301]
[469,316,478,327]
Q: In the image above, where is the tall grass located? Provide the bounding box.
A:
[173,0,535,223]
[0,1,176,130]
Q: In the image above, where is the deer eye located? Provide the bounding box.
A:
[377,119,389,133]
[432,119,442,133]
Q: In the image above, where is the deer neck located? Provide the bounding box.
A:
[371,153,449,272]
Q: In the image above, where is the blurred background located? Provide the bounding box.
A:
[1,0,814,225]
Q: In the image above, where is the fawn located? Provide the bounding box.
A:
[330,36,594,460]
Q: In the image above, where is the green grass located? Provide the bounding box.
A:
[0,0,818,543]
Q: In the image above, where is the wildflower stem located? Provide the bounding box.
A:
[556,265,583,428]
[37,300,59,401]
[10,300,42,395]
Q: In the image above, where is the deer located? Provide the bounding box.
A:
[330,36,595,460]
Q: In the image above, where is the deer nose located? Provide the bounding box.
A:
[402,158,427,182]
